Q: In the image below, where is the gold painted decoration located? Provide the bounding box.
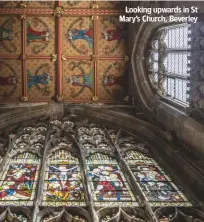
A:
[54,6,64,17]
[92,96,99,102]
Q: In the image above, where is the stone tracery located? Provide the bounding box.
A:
[0,116,203,222]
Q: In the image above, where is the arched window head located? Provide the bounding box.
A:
[148,23,191,108]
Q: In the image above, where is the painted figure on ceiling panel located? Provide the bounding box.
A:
[0,62,18,99]
[67,28,92,49]
[101,18,127,55]
[26,21,49,44]
[66,62,93,98]
[26,18,50,54]
[101,62,126,98]
[27,63,53,95]
[27,71,52,90]
[66,18,92,55]
[0,27,14,41]
[0,75,18,86]
[102,74,124,88]
[101,29,125,41]
[0,17,19,53]
[68,71,93,90]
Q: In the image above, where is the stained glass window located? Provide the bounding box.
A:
[42,149,85,207]
[0,151,40,206]
[0,118,198,220]
[86,152,138,207]
[148,23,191,107]
[124,150,192,207]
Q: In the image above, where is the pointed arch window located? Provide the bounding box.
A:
[0,118,201,221]
[148,23,191,108]
[0,151,40,206]
[86,152,137,207]
[42,149,85,206]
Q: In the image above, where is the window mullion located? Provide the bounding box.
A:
[107,129,155,217]
[31,123,50,222]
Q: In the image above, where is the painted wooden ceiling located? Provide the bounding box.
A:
[0,1,130,104]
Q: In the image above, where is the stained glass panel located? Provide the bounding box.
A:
[0,152,40,206]
[42,149,85,206]
[86,153,138,206]
[125,150,192,207]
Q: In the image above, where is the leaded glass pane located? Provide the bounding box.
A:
[86,153,138,207]
[42,149,85,206]
[163,53,189,75]
[0,152,40,206]
[125,150,192,207]
[164,25,189,49]
[149,23,190,107]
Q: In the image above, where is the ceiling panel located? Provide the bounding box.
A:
[0,60,22,101]
[0,0,129,104]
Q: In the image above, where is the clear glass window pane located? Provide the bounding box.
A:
[164,25,189,49]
